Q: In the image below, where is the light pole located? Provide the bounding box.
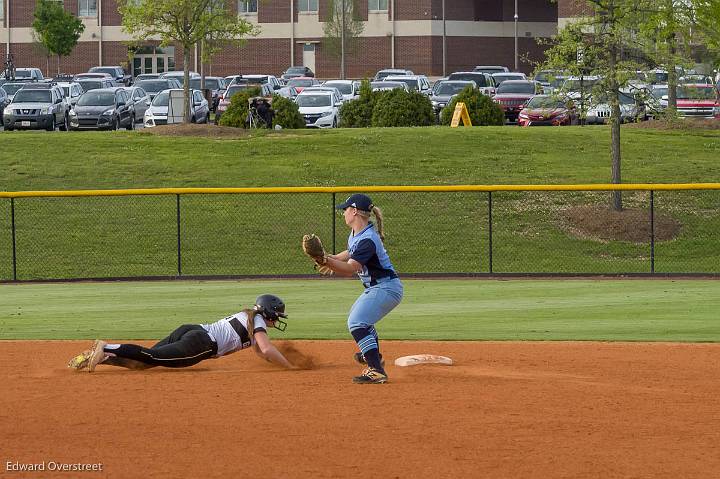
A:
[340,0,346,79]
[442,0,446,77]
[514,0,518,71]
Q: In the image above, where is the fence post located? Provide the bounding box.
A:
[650,190,655,274]
[11,198,17,281]
[176,194,182,277]
[332,192,336,254]
[488,191,493,274]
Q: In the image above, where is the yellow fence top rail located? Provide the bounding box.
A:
[2,184,720,198]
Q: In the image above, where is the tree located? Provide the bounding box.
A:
[32,0,85,75]
[322,0,364,79]
[539,0,650,211]
[120,0,258,123]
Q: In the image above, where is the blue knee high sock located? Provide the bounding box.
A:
[351,327,384,373]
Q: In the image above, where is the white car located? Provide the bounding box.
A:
[301,86,344,105]
[322,80,357,101]
[585,92,645,124]
[295,91,340,128]
[143,89,209,127]
[56,82,85,108]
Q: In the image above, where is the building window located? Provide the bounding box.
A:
[0,1,4,25]
[79,0,97,17]
[298,0,318,13]
[368,0,388,11]
[238,0,257,14]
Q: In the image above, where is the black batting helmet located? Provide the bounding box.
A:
[254,294,288,331]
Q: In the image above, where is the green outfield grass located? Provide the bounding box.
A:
[1,126,720,280]
[1,279,719,341]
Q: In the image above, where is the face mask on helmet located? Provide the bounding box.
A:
[254,294,288,331]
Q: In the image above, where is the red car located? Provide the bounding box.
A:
[672,84,720,119]
[518,95,578,126]
[286,76,320,93]
[493,80,543,123]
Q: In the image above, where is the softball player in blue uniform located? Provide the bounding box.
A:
[323,193,403,384]
[67,294,296,372]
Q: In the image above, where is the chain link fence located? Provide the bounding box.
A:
[1,186,718,281]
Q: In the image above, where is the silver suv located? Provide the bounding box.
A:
[3,83,69,131]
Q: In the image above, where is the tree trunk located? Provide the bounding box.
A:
[57,54,61,75]
[666,0,678,114]
[183,47,191,123]
[608,0,622,212]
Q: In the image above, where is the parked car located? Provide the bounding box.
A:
[89,66,132,86]
[493,80,544,123]
[518,95,577,127]
[188,76,227,111]
[135,79,182,100]
[76,78,116,92]
[160,71,200,86]
[647,69,669,85]
[144,89,210,127]
[69,87,135,131]
[286,76,320,93]
[124,86,152,122]
[370,81,409,92]
[3,83,69,131]
[276,85,299,100]
[447,72,496,96]
[322,80,357,101]
[646,84,668,118]
[429,80,475,116]
[383,75,432,95]
[75,72,114,82]
[533,70,563,90]
[585,92,645,124]
[678,74,714,85]
[56,82,85,108]
[0,82,26,101]
[561,76,602,100]
[664,84,720,118]
[492,72,527,85]
[473,65,510,75]
[373,68,414,81]
[301,86,345,105]
[0,87,10,123]
[282,66,315,80]
[9,67,45,82]
[295,91,340,128]
[135,73,161,82]
[230,74,283,91]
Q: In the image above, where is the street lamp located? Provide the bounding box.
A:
[514,0,519,71]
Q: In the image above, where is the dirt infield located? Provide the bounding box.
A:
[2,340,720,478]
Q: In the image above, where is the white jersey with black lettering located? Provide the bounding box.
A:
[201,311,267,357]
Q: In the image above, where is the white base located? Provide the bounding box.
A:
[394,354,453,367]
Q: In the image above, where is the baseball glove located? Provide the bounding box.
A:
[302,234,327,265]
[314,263,334,276]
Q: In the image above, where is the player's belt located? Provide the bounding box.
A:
[228,318,252,348]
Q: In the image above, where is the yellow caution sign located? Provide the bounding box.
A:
[450,102,472,127]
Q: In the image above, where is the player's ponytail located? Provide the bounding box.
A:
[372,206,385,242]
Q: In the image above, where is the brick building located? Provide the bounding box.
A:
[1,0,560,79]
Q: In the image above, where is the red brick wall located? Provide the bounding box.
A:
[258,0,291,23]
[203,38,290,76]
[9,41,99,75]
[558,0,592,18]
[11,0,35,28]
[446,36,549,75]
[315,35,390,78]
[102,0,123,26]
[395,0,433,21]
[319,0,368,24]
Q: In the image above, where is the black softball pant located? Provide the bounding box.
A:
[107,324,218,368]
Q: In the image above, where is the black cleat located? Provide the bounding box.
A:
[352,368,388,384]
